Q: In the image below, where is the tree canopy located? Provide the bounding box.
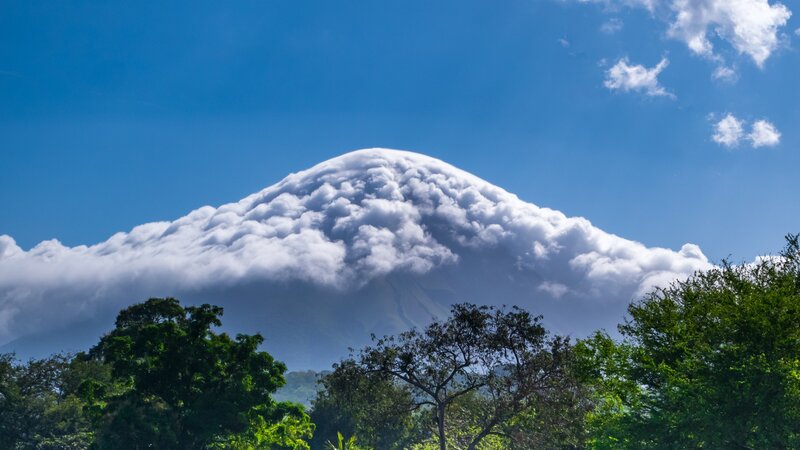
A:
[5,236,800,449]
[353,303,582,450]
[0,297,314,450]
[88,297,312,449]
[578,234,800,448]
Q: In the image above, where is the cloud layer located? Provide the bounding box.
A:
[0,149,711,347]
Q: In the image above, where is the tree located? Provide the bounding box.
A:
[0,353,100,450]
[211,402,315,450]
[357,303,576,450]
[88,297,309,449]
[579,235,800,448]
[309,359,419,450]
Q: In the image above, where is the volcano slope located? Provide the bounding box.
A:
[0,149,710,369]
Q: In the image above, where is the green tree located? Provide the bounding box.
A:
[0,353,100,450]
[88,297,308,449]
[579,235,800,448]
[309,359,419,450]
[211,402,314,450]
[357,303,577,450]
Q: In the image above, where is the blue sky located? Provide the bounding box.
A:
[1,0,798,262]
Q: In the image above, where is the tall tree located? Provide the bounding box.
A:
[89,297,308,449]
[579,235,800,448]
[357,303,576,450]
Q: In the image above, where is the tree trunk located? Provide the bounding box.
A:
[437,403,447,450]
[466,419,498,450]
[466,429,490,450]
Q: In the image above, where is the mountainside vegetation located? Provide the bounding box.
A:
[1,236,798,449]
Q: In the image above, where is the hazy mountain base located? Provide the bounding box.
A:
[273,371,327,407]
[2,247,630,370]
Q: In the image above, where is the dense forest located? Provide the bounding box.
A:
[2,236,800,449]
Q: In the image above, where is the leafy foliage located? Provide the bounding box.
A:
[0,297,314,450]
[579,235,800,448]
[326,432,371,450]
[87,297,307,449]
[309,359,418,450]
[211,402,314,449]
[0,353,100,450]
[355,303,580,450]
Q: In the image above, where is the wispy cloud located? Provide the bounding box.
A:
[604,58,674,97]
[711,66,738,83]
[600,18,624,34]
[575,0,657,12]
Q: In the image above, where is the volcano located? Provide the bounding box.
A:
[0,149,710,369]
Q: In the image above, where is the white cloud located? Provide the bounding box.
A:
[795,27,800,36]
[575,0,792,67]
[748,119,781,147]
[711,66,738,83]
[559,37,571,48]
[0,149,711,348]
[712,113,746,147]
[604,57,674,97]
[668,0,791,67]
[712,115,781,148]
[601,18,624,33]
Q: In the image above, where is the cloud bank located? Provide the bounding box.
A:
[0,149,711,347]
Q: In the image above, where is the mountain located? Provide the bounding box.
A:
[0,149,711,369]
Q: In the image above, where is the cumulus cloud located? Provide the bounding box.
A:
[712,115,781,148]
[0,149,711,347]
[668,0,791,67]
[604,58,674,97]
[575,0,792,67]
[748,119,781,147]
[712,113,746,147]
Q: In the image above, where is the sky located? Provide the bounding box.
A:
[1,0,798,263]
